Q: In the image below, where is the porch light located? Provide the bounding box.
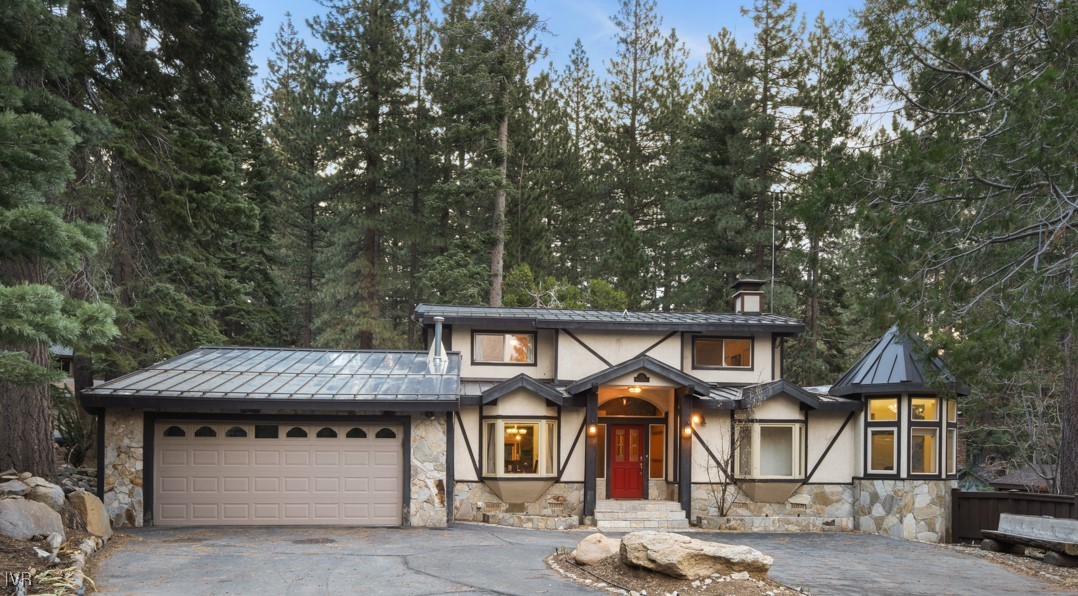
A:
[588,424,598,436]
[691,413,704,426]
[682,425,693,438]
[627,386,642,394]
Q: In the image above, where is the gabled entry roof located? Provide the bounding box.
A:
[480,373,564,406]
[564,355,711,396]
[829,325,969,397]
[413,304,804,334]
[80,346,462,411]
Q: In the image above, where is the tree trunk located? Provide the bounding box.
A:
[489,108,508,307]
[0,260,56,478]
[1059,328,1077,495]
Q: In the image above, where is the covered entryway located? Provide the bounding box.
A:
[154,420,403,526]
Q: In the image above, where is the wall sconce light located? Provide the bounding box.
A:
[691,413,704,426]
[588,424,598,436]
[682,425,693,438]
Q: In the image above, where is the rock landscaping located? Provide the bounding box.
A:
[553,531,791,595]
[0,470,110,595]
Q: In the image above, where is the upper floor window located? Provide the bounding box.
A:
[693,337,752,369]
[473,332,536,365]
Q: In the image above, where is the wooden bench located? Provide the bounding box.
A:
[981,513,1078,567]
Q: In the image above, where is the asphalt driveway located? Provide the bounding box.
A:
[95,524,1060,595]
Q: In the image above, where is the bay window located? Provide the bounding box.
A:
[868,428,897,473]
[483,419,557,476]
[734,423,804,479]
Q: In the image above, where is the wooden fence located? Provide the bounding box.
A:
[951,489,1078,543]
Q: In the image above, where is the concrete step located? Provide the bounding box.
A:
[594,500,683,513]
[593,510,688,521]
[596,518,691,531]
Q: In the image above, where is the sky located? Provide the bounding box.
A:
[244,0,864,91]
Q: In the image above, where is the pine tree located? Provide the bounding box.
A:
[600,0,690,307]
[264,17,339,347]
[0,0,117,475]
[313,0,412,348]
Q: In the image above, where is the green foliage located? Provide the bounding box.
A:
[502,264,628,310]
[52,385,95,467]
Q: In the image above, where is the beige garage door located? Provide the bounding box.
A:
[154,421,403,526]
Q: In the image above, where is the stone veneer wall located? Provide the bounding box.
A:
[102,408,144,528]
[454,481,584,529]
[853,479,955,543]
[101,410,450,528]
[691,483,854,532]
[409,413,448,528]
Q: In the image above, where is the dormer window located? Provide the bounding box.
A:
[472,332,536,365]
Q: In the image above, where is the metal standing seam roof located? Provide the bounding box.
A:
[413,304,804,333]
[80,347,462,409]
[829,325,969,397]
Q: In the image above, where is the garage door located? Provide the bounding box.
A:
[154,421,403,526]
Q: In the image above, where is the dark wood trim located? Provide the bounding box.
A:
[470,329,538,367]
[692,428,730,478]
[598,416,665,425]
[584,392,598,517]
[634,331,678,359]
[805,411,856,482]
[479,476,559,482]
[689,334,755,371]
[678,391,692,518]
[95,411,106,501]
[563,329,613,367]
[454,413,481,480]
[445,411,454,526]
[478,402,484,477]
[143,411,156,524]
[553,329,560,384]
[479,414,558,420]
[558,417,586,481]
[403,420,412,526]
[556,405,562,477]
[737,418,807,424]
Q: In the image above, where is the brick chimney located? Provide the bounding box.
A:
[731,279,766,314]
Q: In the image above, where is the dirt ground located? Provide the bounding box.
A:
[940,543,1078,591]
[549,554,800,595]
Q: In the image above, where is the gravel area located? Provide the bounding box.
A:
[939,543,1078,591]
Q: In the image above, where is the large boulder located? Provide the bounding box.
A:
[67,490,112,538]
[572,533,621,565]
[0,479,31,497]
[0,497,66,541]
[25,477,66,512]
[620,531,773,580]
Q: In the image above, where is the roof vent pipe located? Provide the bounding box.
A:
[428,316,446,373]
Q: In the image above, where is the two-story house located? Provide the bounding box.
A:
[81,280,965,542]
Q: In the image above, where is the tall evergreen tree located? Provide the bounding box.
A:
[857,0,1076,493]
[264,17,340,347]
[600,0,690,308]
[313,0,412,348]
[0,0,117,475]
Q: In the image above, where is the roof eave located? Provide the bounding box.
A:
[79,394,460,412]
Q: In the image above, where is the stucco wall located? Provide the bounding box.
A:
[681,333,775,384]
[451,326,556,379]
[103,408,144,528]
[557,330,681,380]
[853,478,955,543]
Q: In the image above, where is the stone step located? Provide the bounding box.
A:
[593,510,689,521]
[594,500,683,513]
[596,518,691,531]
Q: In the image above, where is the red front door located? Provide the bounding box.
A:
[609,424,645,499]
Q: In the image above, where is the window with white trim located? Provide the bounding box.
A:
[734,423,804,479]
[483,419,557,476]
[473,332,536,364]
[868,428,897,473]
